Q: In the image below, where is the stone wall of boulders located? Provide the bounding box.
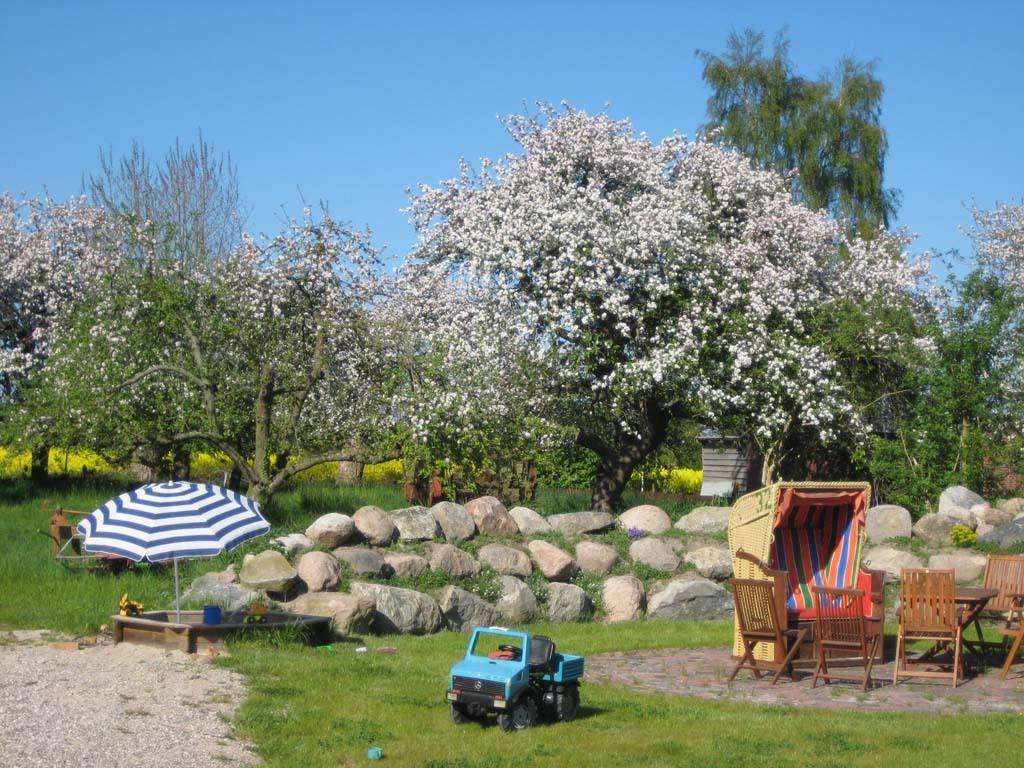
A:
[182,496,737,637]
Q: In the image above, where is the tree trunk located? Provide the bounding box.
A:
[30,445,50,484]
[336,460,364,485]
[591,454,641,514]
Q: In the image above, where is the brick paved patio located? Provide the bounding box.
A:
[585,647,1024,714]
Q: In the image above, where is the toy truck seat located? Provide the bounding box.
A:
[728,482,884,664]
[529,635,555,673]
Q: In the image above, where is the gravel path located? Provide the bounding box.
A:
[0,632,259,768]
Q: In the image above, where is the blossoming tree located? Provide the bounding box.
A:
[408,105,920,511]
[47,208,392,502]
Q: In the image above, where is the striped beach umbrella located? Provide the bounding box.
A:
[77,481,270,620]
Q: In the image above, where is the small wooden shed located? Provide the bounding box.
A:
[698,430,762,499]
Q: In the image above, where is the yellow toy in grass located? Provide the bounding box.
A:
[118,593,144,616]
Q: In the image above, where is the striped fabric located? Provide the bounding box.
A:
[77,482,270,563]
[771,502,861,616]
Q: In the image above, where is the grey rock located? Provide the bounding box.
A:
[296,550,341,592]
[495,576,539,623]
[575,541,619,575]
[352,505,398,546]
[977,505,1016,528]
[429,543,480,578]
[674,506,731,534]
[238,550,298,594]
[547,582,593,623]
[618,505,672,535]
[181,575,260,611]
[913,513,957,544]
[978,520,1024,548]
[332,546,389,578]
[383,552,429,579]
[477,544,532,577]
[390,506,441,541]
[647,577,733,620]
[928,553,987,583]
[682,545,732,581]
[862,546,925,580]
[939,486,987,516]
[546,511,615,536]
[527,540,576,582]
[938,504,978,530]
[866,505,912,542]
[350,582,442,635]
[430,501,477,542]
[979,518,1024,548]
[996,497,1024,517]
[284,592,375,635]
[203,564,237,584]
[629,537,680,572]
[602,575,645,623]
[976,521,995,538]
[438,586,499,632]
[508,506,552,535]
[465,496,519,536]
[305,513,356,548]
[271,533,315,556]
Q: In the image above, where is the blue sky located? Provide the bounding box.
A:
[2,1,1021,268]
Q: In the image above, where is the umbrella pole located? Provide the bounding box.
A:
[174,558,181,623]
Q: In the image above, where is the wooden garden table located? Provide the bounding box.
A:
[956,587,999,660]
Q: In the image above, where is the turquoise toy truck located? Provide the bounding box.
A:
[446,626,584,732]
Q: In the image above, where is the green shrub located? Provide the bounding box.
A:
[950,524,977,548]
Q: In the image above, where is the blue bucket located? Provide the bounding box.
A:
[367,746,383,760]
[202,605,222,625]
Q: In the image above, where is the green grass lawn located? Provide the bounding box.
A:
[2,480,1021,768]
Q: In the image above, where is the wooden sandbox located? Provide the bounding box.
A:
[111,610,331,654]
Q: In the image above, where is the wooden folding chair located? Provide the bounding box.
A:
[729,577,808,685]
[811,585,880,691]
[998,605,1024,680]
[893,568,962,688]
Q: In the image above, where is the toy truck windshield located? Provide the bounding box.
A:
[470,631,524,661]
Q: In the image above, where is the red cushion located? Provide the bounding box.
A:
[856,570,875,616]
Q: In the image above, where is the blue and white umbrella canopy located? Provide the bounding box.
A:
[77,482,270,620]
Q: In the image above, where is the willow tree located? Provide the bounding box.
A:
[408,105,918,511]
[698,28,899,237]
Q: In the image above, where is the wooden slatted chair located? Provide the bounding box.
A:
[998,605,1024,680]
[811,585,879,690]
[893,568,962,688]
[729,572,808,685]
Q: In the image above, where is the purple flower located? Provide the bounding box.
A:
[627,526,647,540]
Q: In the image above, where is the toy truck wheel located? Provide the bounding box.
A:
[450,703,472,724]
[497,695,538,732]
[554,683,580,722]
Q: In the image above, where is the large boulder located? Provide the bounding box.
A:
[996,497,1024,518]
[508,506,552,536]
[939,486,987,516]
[430,501,477,543]
[429,543,481,578]
[495,576,539,623]
[284,592,375,635]
[477,544,532,577]
[527,540,576,581]
[181,575,260,612]
[862,546,925,580]
[928,553,987,583]
[239,550,298,594]
[912,513,956,544]
[547,582,593,623]
[674,506,730,534]
[866,505,912,542]
[602,575,645,623]
[978,504,1016,528]
[629,537,680,572]
[271,533,315,557]
[332,546,389,578]
[438,586,499,632]
[296,551,341,592]
[352,505,397,546]
[938,505,978,531]
[465,496,519,536]
[618,505,671,535]
[682,545,732,581]
[575,541,619,575]
[350,582,442,635]
[390,506,441,541]
[305,513,356,548]
[979,518,1024,549]
[383,552,429,579]
[647,576,733,620]
[546,511,615,536]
